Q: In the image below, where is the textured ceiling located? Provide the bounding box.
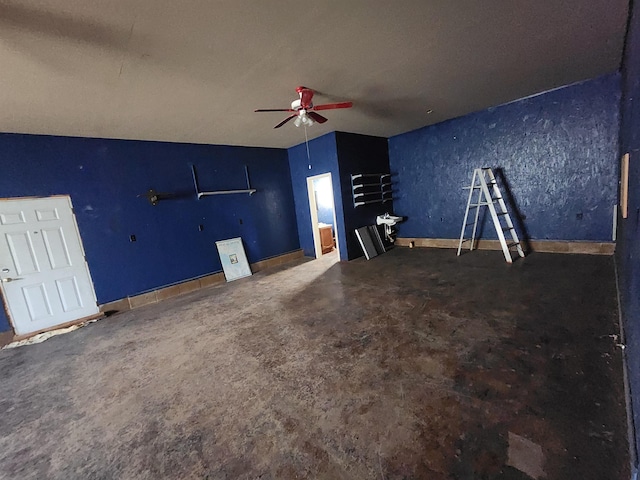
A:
[0,1,629,149]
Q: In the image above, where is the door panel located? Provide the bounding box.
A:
[35,207,60,222]
[6,232,40,275]
[41,227,72,269]
[0,196,99,335]
[0,212,26,225]
[22,283,53,320]
[56,276,83,312]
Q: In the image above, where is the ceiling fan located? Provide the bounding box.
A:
[255,86,353,128]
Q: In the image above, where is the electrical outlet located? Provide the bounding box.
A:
[129,234,137,242]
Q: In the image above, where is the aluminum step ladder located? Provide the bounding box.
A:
[457,168,525,263]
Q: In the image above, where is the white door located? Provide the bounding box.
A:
[0,196,99,335]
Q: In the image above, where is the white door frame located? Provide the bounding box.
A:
[306,173,339,259]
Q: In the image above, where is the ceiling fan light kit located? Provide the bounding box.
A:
[255,86,353,129]
[293,112,314,128]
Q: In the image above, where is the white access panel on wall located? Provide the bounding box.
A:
[215,237,252,282]
[0,196,99,335]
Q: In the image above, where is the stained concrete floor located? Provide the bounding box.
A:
[0,247,630,479]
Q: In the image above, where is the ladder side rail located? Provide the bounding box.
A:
[494,195,521,243]
[494,196,526,258]
[457,169,479,256]
[469,173,485,251]
[500,209,525,258]
[486,169,525,258]
[495,197,525,258]
[479,171,513,263]
[486,169,507,213]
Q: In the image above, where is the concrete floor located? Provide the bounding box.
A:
[0,247,630,479]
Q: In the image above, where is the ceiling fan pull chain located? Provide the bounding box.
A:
[305,126,311,169]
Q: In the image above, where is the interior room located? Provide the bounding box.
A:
[308,173,338,258]
[0,1,639,478]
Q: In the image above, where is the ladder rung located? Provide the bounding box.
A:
[459,168,523,263]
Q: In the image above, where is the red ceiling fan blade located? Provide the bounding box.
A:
[255,108,296,112]
[297,86,314,108]
[307,111,328,124]
[312,101,353,111]
[274,114,298,128]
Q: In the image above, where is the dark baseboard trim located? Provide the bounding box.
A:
[101,249,305,313]
[395,238,615,255]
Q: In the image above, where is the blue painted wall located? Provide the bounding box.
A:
[288,132,345,258]
[288,131,392,261]
[335,132,392,260]
[0,133,299,332]
[389,74,621,243]
[316,204,334,227]
[617,0,640,471]
[0,301,9,331]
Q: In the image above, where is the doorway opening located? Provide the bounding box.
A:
[306,173,339,259]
